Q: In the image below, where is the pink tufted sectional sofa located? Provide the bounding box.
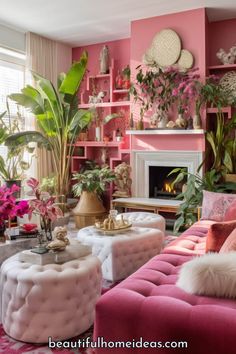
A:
[93,220,236,354]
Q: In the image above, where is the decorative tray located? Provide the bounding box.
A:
[94,223,132,235]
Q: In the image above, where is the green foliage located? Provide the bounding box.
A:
[0,110,35,181]
[170,168,236,233]
[206,112,236,173]
[130,65,178,113]
[72,166,115,197]
[8,51,92,195]
[40,175,56,195]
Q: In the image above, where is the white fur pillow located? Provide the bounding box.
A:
[177,252,236,298]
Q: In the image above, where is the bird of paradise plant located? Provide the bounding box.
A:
[6,51,92,201]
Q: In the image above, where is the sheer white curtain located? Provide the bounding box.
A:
[25,32,72,181]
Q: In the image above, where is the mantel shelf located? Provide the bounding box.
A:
[79,101,130,108]
[208,64,236,70]
[126,129,205,135]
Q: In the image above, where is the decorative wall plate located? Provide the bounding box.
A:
[220,71,236,104]
[152,29,181,67]
[177,49,194,69]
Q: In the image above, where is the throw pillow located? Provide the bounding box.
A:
[224,199,236,221]
[177,252,236,298]
[201,190,236,221]
[220,228,236,253]
[205,220,236,253]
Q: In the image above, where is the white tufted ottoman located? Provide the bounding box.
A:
[117,212,166,233]
[77,226,164,281]
[0,254,102,343]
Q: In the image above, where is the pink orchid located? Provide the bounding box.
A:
[0,185,29,226]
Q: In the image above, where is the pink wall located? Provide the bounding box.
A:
[130,8,207,123]
[208,18,236,66]
[72,38,130,78]
[131,8,206,76]
[130,134,205,152]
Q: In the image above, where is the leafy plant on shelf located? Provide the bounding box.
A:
[170,168,236,233]
[72,166,115,197]
[6,51,92,199]
[0,109,34,182]
[130,65,178,115]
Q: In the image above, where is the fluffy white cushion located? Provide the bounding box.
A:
[177,252,236,298]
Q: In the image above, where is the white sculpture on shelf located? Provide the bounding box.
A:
[113,162,132,197]
[99,45,109,74]
[89,91,106,105]
[216,46,236,65]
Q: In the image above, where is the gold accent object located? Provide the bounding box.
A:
[94,211,132,234]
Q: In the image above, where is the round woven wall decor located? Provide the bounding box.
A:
[220,71,236,105]
[152,29,181,67]
[177,49,194,69]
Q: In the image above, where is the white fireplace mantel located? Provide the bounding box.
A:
[126,129,205,135]
[132,150,203,197]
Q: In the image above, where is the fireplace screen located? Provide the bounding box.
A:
[149,166,187,199]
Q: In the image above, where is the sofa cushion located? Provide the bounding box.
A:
[205,221,236,253]
[224,199,236,221]
[201,190,236,221]
[177,252,236,298]
[163,220,214,256]
[220,228,236,253]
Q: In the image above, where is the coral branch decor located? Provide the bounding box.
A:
[27,178,63,242]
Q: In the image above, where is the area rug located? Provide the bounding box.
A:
[0,324,94,353]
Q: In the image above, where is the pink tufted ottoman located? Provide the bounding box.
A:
[117,212,166,233]
[0,254,102,343]
[77,226,164,281]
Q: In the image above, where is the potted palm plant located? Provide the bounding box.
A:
[6,51,92,204]
[72,166,115,228]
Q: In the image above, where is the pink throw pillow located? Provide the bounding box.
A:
[201,190,236,221]
[220,228,236,253]
[205,220,236,253]
[224,200,236,221]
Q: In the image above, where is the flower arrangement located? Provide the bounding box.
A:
[0,184,29,228]
[27,178,63,241]
[130,65,178,114]
[172,69,200,115]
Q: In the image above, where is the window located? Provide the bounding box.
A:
[0,47,25,160]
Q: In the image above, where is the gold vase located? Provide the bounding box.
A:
[73,191,106,228]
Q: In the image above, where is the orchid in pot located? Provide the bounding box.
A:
[172,68,200,128]
[27,178,63,246]
[0,184,29,238]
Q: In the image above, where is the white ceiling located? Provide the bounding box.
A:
[1,0,236,47]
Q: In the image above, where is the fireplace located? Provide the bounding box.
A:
[149,166,187,199]
[132,150,203,198]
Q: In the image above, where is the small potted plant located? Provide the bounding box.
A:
[122,65,131,89]
[0,110,35,196]
[72,166,115,228]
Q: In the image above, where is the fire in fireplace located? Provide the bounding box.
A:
[149,166,187,199]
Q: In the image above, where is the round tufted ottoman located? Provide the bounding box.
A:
[0,254,102,343]
[117,212,166,233]
[78,226,164,281]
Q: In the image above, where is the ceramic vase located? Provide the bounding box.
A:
[95,126,101,141]
[193,114,202,129]
[175,114,187,128]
